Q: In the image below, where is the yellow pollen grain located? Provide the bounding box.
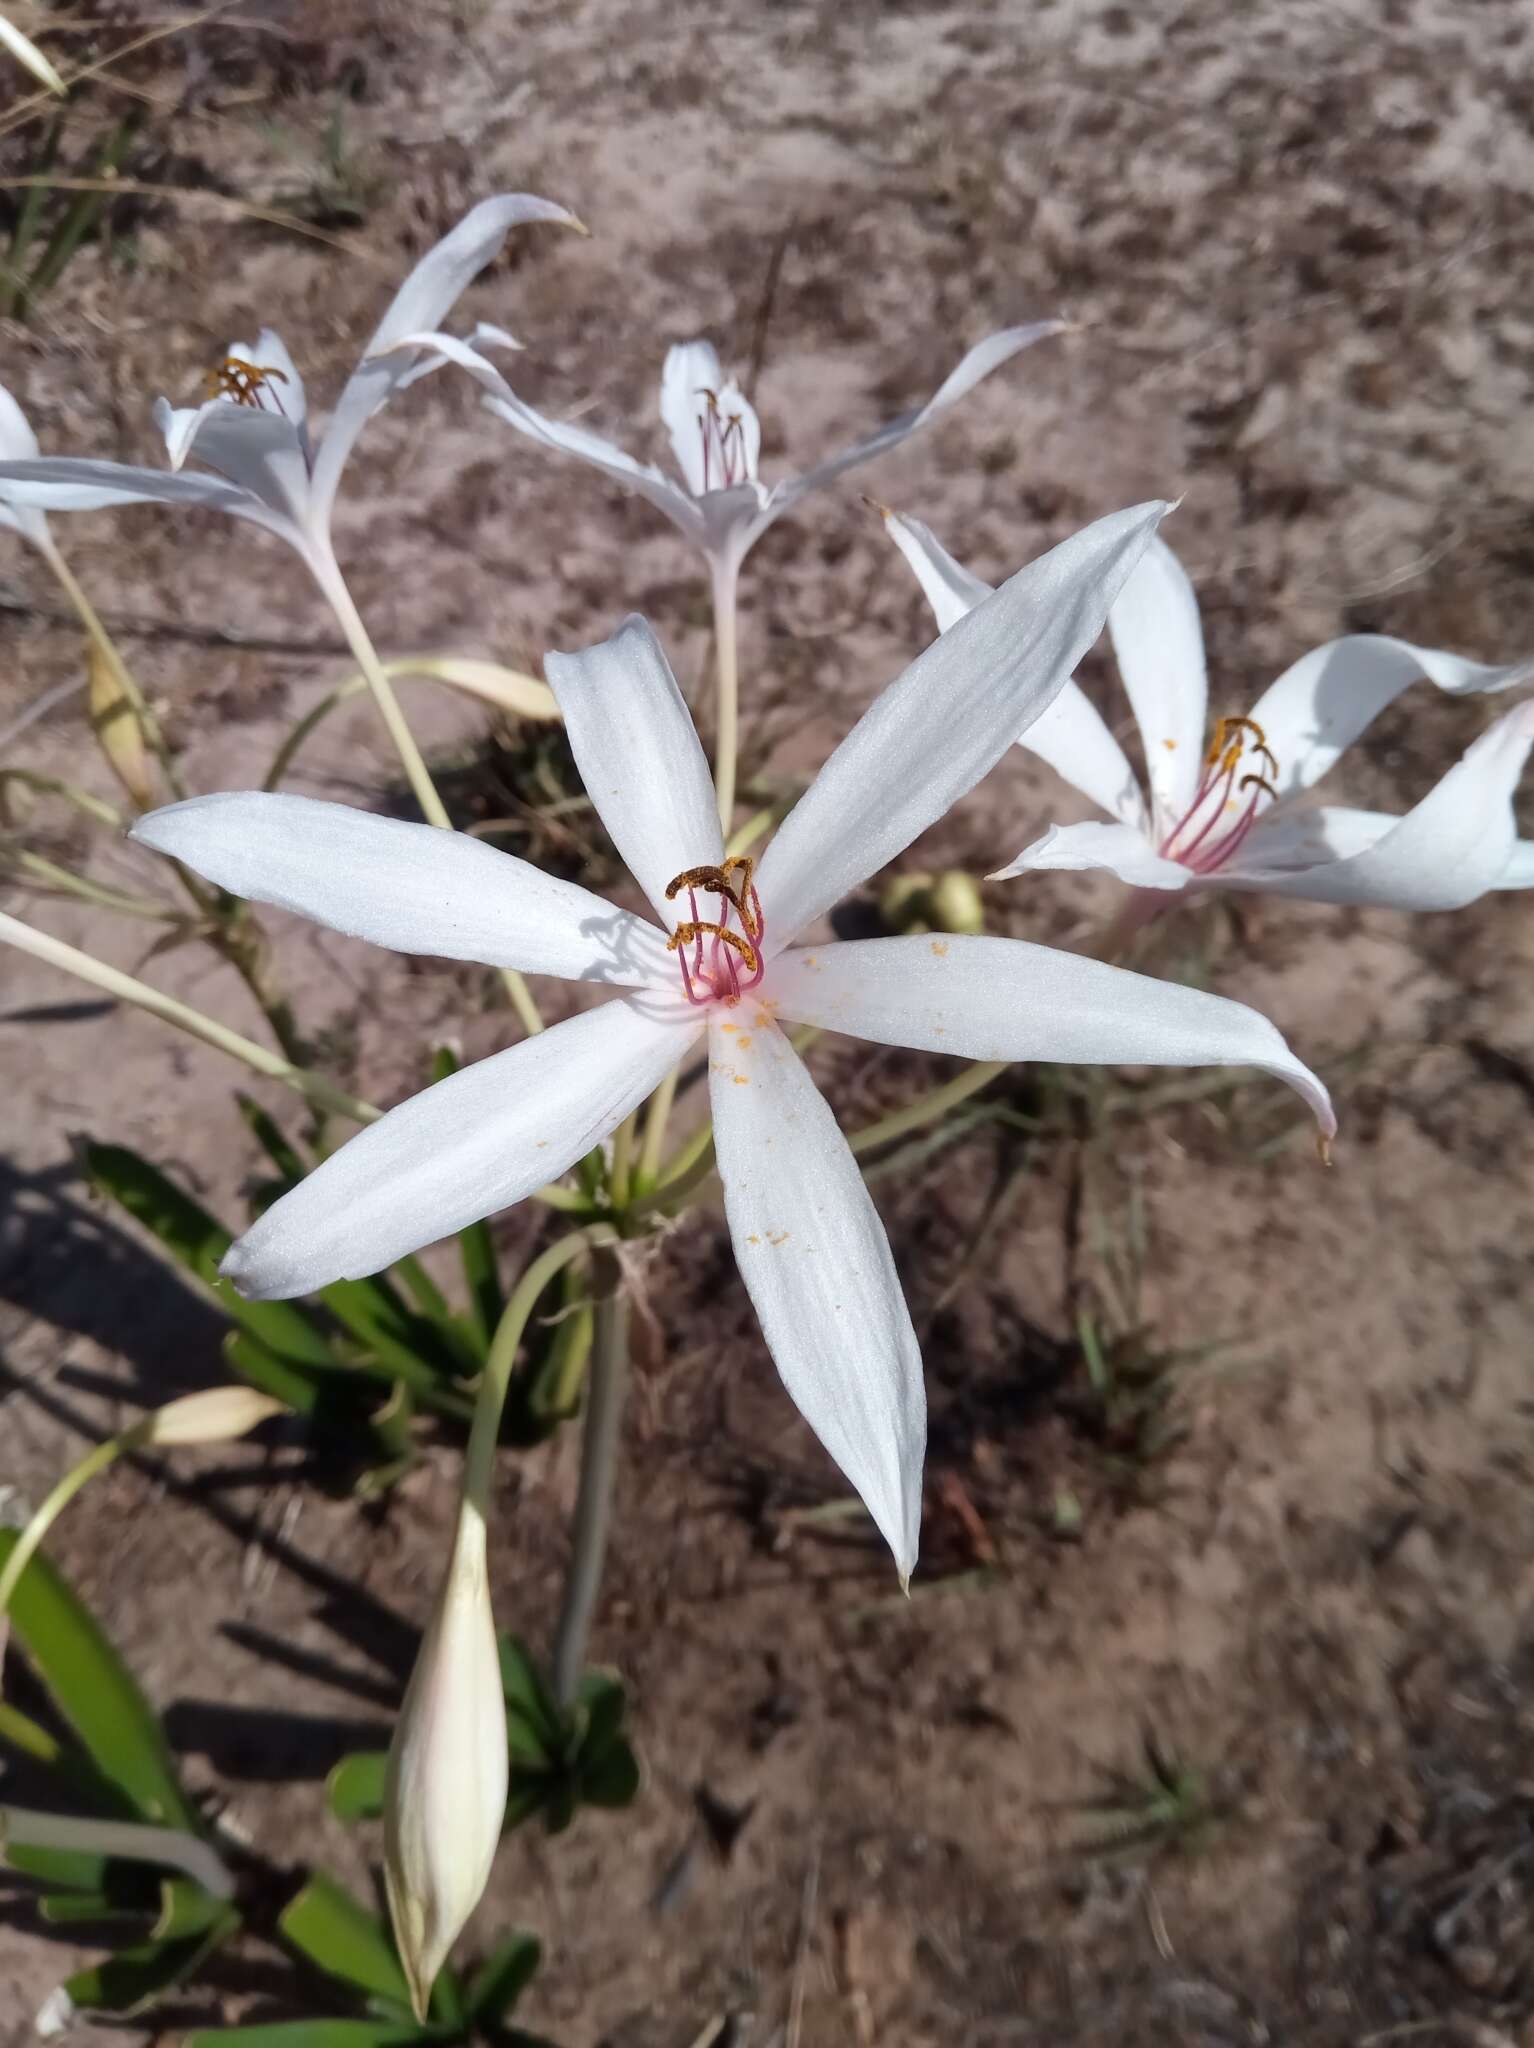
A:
[748,1233,761,1244]
[1164,738,1177,750]
[930,939,949,957]
[736,1034,752,1049]
[719,1021,737,1033]
[733,1074,750,1085]
[766,1230,790,1246]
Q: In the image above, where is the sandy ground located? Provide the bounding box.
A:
[3,1,1534,2043]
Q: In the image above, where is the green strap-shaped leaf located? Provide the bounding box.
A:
[184,2023,427,2048]
[466,1932,541,2022]
[63,1907,239,2016]
[0,1532,194,1829]
[223,1331,325,1417]
[497,1637,560,1761]
[236,1094,307,1186]
[278,1872,412,2011]
[326,1749,387,1822]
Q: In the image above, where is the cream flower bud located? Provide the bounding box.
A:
[142,1387,285,1446]
[384,1505,508,2021]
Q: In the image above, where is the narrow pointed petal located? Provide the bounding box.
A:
[661,340,725,492]
[1220,698,1534,910]
[753,322,1067,535]
[152,396,311,525]
[246,328,308,427]
[310,193,580,526]
[1107,534,1208,827]
[544,614,724,924]
[0,380,49,545]
[131,791,673,988]
[1248,635,1534,800]
[766,935,1334,1135]
[222,999,698,1299]
[756,501,1170,947]
[708,1012,925,1577]
[990,818,1193,890]
[0,454,272,523]
[881,505,994,632]
[383,329,704,544]
[882,507,1149,828]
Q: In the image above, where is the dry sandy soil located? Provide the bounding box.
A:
[3,1,1534,2043]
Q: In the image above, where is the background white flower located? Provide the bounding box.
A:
[130,501,1334,1579]
[885,512,1534,912]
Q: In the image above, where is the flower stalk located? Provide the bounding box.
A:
[551,1247,628,1708]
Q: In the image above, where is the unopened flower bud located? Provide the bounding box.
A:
[385,1506,508,2021]
[929,869,985,936]
[143,1387,285,1446]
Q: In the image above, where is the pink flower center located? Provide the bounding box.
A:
[1158,714,1279,875]
[694,387,750,491]
[665,856,767,1006]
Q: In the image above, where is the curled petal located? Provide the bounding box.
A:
[766,934,1335,1136]
[131,791,674,989]
[708,1012,925,1579]
[1248,634,1534,800]
[1222,698,1534,910]
[222,998,697,1299]
[990,818,1193,891]
[756,501,1170,947]
[544,615,724,924]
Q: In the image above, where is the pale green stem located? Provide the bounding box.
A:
[552,1248,627,1708]
[0,1431,139,1623]
[461,1230,612,1519]
[0,1806,234,1900]
[10,848,175,920]
[36,533,187,801]
[711,556,741,833]
[633,1063,681,1197]
[0,909,376,1125]
[607,1109,637,1212]
[315,556,546,1041]
[848,1059,1010,1157]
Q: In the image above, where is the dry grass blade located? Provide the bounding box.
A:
[0,176,387,263]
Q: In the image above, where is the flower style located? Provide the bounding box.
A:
[381,322,1064,584]
[884,512,1534,910]
[129,502,1334,1579]
[0,194,577,608]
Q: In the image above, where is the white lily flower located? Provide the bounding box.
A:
[381,322,1064,584]
[0,195,577,615]
[0,379,52,550]
[884,511,1534,912]
[129,502,1334,1579]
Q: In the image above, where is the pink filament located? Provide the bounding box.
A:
[674,880,765,1007]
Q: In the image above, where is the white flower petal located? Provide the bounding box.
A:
[223,998,697,1299]
[310,193,579,528]
[766,935,1334,1135]
[1247,634,1534,800]
[130,792,673,988]
[755,501,1170,947]
[0,454,280,527]
[384,330,704,544]
[0,379,49,546]
[246,328,308,428]
[1220,698,1534,910]
[708,1011,925,1578]
[755,322,1067,534]
[882,507,1148,829]
[543,614,724,924]
[1107,534,1208,827]
[660,340,724,492]
[151,396,311,525]
[1493,839,1534,891]
[989,818,1193,891]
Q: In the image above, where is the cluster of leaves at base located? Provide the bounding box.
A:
[0,1534,556,2039]
[85,1050,592,1489]
[328,1635,639,1840]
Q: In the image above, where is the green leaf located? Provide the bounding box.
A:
[466,1932,541,2022]
[236,1093,307,1186]
[184,2025,426,2048]
[318,1276,469,1396]
[154,1876,229,1940]
[38,1891,143,1926]
[0,1532,194,1828]
[223,1331,325,1417]
[86,1143,334,1368]
[574,1673,627,1760]
[579,1737,640,1809]
[434,1046,504,1343]
[278,1872,411,2011]
[63,1908,238,2016]
[497,1637,559,1760]
[326,1749,387,1822]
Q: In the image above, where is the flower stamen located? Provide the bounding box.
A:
[205,357,291,415]
[1161,715,1282,875]
[664,856,766,1004]
[693,387,749,492]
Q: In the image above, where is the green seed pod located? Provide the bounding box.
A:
[929,869,984,936]
[880,870,934,935]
